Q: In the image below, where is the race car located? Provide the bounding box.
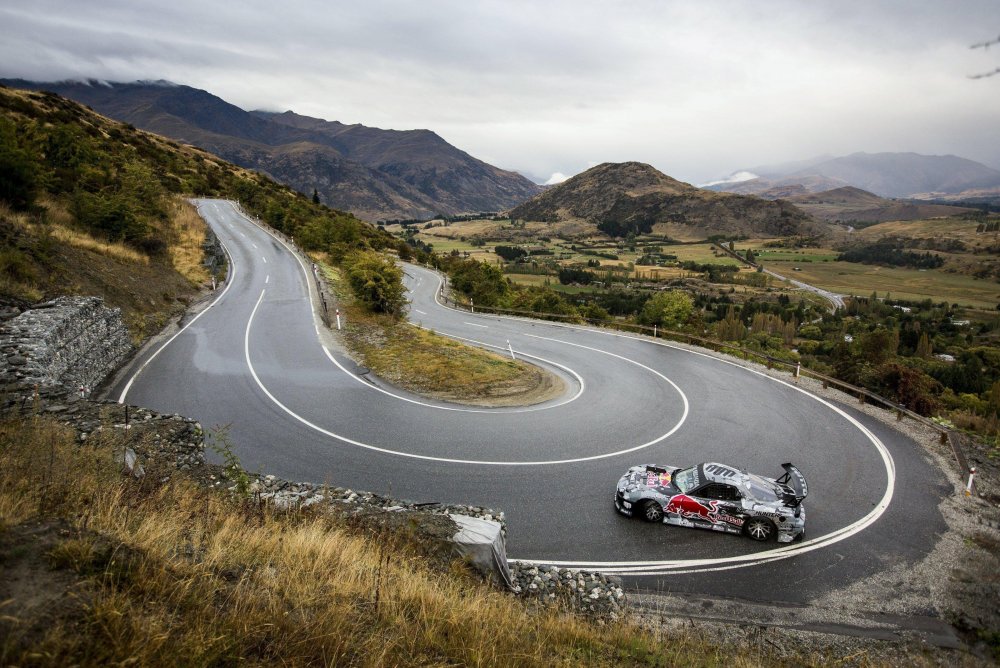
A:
[614,462,807,542]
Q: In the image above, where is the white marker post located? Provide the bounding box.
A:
[966,467,976,496]
[507,340,516,361]
[336,309,342,331]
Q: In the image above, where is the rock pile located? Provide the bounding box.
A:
[509,562,627,618]
[0,297,132,392]
[247,473,506,529]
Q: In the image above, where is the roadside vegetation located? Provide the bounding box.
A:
[316,258,560,405]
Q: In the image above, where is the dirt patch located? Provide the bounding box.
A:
[0,520,96,656]
[407,348,565,407]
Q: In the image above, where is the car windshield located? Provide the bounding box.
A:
[743,474,780,502]
[672,467,698,493]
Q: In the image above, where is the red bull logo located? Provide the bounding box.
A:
[666,494,717,520]
[665,494,744,527]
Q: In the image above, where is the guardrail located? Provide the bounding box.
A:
[440,294,974,484]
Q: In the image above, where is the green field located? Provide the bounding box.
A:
[752,249,839,263]
[505,274,599,294]
[780,261,1000,309]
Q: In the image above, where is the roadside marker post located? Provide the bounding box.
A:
[966,467,976,496]
[336,309,342,330]
[507,340,515,361]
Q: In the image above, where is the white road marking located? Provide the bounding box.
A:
[117,220,237,403]
[262,256,267,263]
[265,275,270,284]
[413,309,426,315]
[252,243,258,249]
[245,291,685,462]
[463,322,488,328]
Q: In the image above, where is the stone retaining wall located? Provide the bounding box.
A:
[0,296,132,393]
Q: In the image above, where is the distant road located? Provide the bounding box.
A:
[763,267,846,310]
[712,242,845,310]
[111,200,945,604]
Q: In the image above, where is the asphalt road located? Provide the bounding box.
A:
[110,199,948,603]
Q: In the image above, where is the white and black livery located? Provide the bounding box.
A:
[614,462,808,542]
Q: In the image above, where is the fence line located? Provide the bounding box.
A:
[441,295,974,480]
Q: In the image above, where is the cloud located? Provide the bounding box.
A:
[544,172,569,185]
[1,1,999,182]
[698,171,760,188]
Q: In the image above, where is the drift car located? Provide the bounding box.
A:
[615,462,807,542]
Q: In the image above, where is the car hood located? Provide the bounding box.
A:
[621,465,681,494]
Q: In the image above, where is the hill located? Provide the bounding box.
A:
[508,161,826,241]
[0,84,395,335]
[706,152,1000,199]
[785,186,975,224]
[2,79,541,221]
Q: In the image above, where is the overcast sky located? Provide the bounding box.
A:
[2,0,998,184]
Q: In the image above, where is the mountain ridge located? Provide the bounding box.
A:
[1,78,541,221]
[509,161,828,240]
[705,151,1000,199]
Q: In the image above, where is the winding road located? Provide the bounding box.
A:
[110,200,947,603]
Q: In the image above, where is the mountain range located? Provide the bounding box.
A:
[705,152,1000,200]
[1,79,541,221]
[509,162,828,241]
[783,186,975,224]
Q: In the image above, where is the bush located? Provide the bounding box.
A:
[447,259,509,307]
[0,118,40,211]
[639,290,693,329]
[344,251,407,316]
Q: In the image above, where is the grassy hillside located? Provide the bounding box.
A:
[0,84,397,339]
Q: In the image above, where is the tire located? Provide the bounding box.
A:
[640,500,664,523]
[744,517,775,542]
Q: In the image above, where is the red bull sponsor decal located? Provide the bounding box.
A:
[645,471,672,487]
[665,494,744,527]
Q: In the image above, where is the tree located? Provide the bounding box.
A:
[312,188,321,204]
[915,332,932,358]
[640,290,693,330]
[859,328,898,366]
[343,251,407,316]
[716,305,745,341]
[0,118,39,211]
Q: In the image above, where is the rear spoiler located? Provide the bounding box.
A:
[776,463,808,505]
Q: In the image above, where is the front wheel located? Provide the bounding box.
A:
[640,500,664,523]
[744,517,775,542]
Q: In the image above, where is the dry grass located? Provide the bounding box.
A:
[0,412,729,667]
[168,198,211,285]
[47,225,150,265]
[38,197,150,266]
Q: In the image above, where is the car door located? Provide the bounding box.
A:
[692,483,745,531]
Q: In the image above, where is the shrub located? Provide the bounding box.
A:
[343,251,407,316]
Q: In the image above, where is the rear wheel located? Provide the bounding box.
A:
[640,500,664,522]
[744,517,775,542]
